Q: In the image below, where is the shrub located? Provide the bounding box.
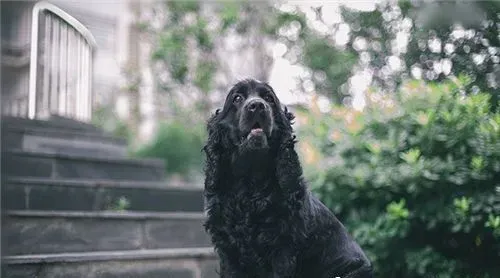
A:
[92,105,132,141]
[134,121,205,178]
[298,77,500,277]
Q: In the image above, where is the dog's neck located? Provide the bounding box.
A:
[230,148,273,180]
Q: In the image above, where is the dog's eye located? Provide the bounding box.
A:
[263,95,274,103]
[233,95,243,104]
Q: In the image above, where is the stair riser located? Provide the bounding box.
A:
[3,183,204,212]
[22,134,128,157]
[2,153,164,181]
[2,116,104,134]
[2,115,128,157]
[4,215,211,255]
[3,257,218,278]
[2,131,23,149]
[1,128,128,158]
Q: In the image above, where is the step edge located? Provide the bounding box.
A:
[2,126,127,144]
[6,177,203,191]
[2,115,101,131]
[2,247,216,265]
[4,149,165,166]
[6,210,206,220]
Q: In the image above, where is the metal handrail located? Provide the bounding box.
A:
[28,1,97,120]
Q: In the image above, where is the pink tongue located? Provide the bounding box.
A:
[250,128,263,134]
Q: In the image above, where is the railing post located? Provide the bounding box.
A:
[42,13,51,118]
[87,45,94,122]
[28,3,41,119]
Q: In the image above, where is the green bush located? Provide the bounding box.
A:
[92,105,132,142]
[134,121,205,178]
[298,77,500,277]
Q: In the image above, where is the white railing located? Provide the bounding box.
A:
[28,1,97,121]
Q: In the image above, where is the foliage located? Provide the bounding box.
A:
[152,28,189,83]
[148,0,217,121]
[144,1,500,126]
[92,104,131,142]
[298,77,500,277]
[339,2,409,90]
[339,0,500,109]
[105,196,131,212]
[404,0,500,109]
[262,6,359,105]
[134,120,205,178]
[151,0,291,89]
[302,35,358,104]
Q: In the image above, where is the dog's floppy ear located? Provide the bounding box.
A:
[277,105,295,134]
[284,106,295,125]
[206,109,220,136]
[205,105,237,153]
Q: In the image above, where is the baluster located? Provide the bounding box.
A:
[58,21,66,115]
[42,12,51,117]
[82,44,89,121]
[50,15,59,115]
[66,27,73,117]
[63,21,67,116]
[87,44,93,121]
[75,35,81,120]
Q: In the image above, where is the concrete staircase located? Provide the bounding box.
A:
[1,116,217,278]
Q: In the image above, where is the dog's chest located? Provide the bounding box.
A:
[214,185,289,251]
[224,186,279,227]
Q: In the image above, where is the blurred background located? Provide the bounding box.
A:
[1,0,500,277]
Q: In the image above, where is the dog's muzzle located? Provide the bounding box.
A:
[240,97,273,139]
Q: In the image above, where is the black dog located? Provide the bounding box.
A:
[203,79,373,278]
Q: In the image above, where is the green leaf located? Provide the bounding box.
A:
[387,199,410,220]
[453,196,471,214]
[194,61,216,93]
[399,148,421,164]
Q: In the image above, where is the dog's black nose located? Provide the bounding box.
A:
[246,99,266,113]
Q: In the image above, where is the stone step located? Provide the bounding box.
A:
[3,177,204,212]
[1,115,104,134]
[2,150,165,181]
[2,124,128,158]
[3,210,211,255]
[2,247,218,278]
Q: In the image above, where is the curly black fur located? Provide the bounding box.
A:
[203,79,373,278]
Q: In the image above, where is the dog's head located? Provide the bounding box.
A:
[206,79,295,160]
